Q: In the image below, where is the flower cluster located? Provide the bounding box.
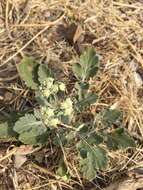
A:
[39,77,66,98]
[61,98,73,116]
[41,106,60,127]
[40,98,73,127]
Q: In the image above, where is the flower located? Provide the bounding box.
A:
[41,106,60,127]
[50,118,60,127]
[61,98,73,116]
[59,82,66,91]
[40,78,65,98]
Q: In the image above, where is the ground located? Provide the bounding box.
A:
[0,0,143,189]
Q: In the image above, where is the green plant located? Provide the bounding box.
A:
[0,47,135,180]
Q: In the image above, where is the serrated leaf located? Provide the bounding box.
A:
[107,128,135,150]
[38,64,52,84]
[17,57,39,89]
[72,47,99,81]
[102,109,122,127]
[78,143,107,180]
[14,114,47,145]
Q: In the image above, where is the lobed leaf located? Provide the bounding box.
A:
[77,93,98,110]
[72,47,99,81]
[17,57,39,89]
[102,109,122,127]
[78,142,107,180]
[14,114,47,145]
[107,128,135,150]
[0,122,17,138]
[38,64,52,84]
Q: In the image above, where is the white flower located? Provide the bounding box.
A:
[50,118,60,127]
[45,108,54,117]
[61,98,73,116]
[52,84,59,94]
[59,82,66,91]
[43,89,50,97]
[44,77,54,87]
[41,106,54,118]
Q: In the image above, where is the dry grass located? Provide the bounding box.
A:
[0,0,143,189]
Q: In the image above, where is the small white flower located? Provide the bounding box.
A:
[43,89,50,97]
[59,82,66,91]
[45,108,54,117]
[52,84,59,94]
[50,118,60,127]
[61,98,73,116]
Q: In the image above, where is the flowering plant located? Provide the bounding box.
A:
[0,47,135,180]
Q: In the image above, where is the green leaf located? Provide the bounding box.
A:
[107,128,135,150]
[102,109,122,127]
[87,133,103,145]
[77,93,98,109]
[56,158,67,177]
[77,124,89,137]
[14,114,47,145]
[72,63,83,80]
[38,64,52,84]
[0,112,25,139]
[17,57,39,89]
[0,122,17,138]
[19,131,49,145]
[72,47,99,81]
[78,142,107,180]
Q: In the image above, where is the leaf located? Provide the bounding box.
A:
[0,112,23,139]
[72,47,99,81]
[87,133,103,145]
[19,131,49,145]
[77,93,98,109]
[0,122,17,138]
[102,109,122,127]
[107,128,135,150]
[78,143,107,180]
[14,114,47,145]
[17,57,39,89]
[56,158,67,177]
[38,64,52,84]
[72,63,83,80]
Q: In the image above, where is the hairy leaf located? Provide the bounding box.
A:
[19,131,49,145]
[0,122,17,138]
[38,64,52,84]
[56,158,67,177]
[14,114,47,145]
[102,109,122,127]
[72,47,99,81]
[17,57,39,89]
[72,63,83,80]
[107,128,135,150]
[78,143,107,180]
[0,112,24,139]
[77,93,98,110]
[87,133,103,145]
